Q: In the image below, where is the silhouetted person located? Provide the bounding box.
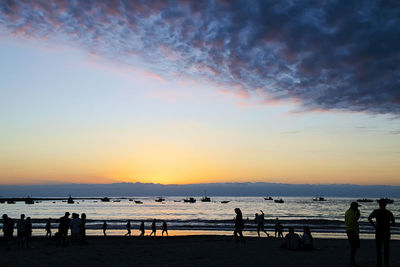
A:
[275,218,283,238]
[234,208,245,242]
[80,213,87,245]
[125,220,131,236]
[139,221,145,237]
[58,212,70,246]
[368,198,395,267]
[345,202,360,267]
[17,214,26,248]
[255,210,269,237]
[162,220,168,236]
[301,226,314,250]
[25,217,32,248]
[150,219,157,236]
[45,218,52,238]
[103,221,107,237]
[70,213,81,245]
[282,227,301,250]
[2,214,14,250]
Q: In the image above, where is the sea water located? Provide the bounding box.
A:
[1,196,399,239]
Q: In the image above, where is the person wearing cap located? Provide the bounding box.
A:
[368,198,395,267]
[345,202,361,267]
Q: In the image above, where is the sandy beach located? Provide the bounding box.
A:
[1,235,399,267]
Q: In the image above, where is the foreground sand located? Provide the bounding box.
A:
[1,235,399,267]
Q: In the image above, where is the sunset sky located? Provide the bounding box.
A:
[0,1,399,185]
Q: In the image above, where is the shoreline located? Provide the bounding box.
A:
[1,235,400,267]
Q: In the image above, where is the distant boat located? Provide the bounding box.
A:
[357,198,373,203]
[113,200,121,202]
[183,197,196,203]
[129,199,133,201]
[155,197,165,202]
[25,197,34,204]
[313,197,326,201]
[274,199,284,203]
[201,191,211,202]
[174,200,181,202]
[0,199,5,204]
[7,200,15,204]
[134,200,143,204]
[264,197,273,200]
[67,196,74,204]
[101,197,110,202]
[221,200,230,204]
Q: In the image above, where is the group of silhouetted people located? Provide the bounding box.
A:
[345,198,395,267]
[120,219,168,237]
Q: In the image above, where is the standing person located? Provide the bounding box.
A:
[150,219,157,236]
[2,214,14,250]
[162,220,168,236]
[102,221,107,237]
[256,210,269,237]
[139,221,145,237]
[275,218,284,238]
[17,214,26,248]
[58,212,70,246]
[79,213,87,245]
[125,220,131,236]
[368,198,395,267]
[45,218,52,238]
[233,208,245,242]
[25,217,32,248]
[345,202,361,267]
[70,213,81,245]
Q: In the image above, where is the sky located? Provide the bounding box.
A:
[0,0,399,186]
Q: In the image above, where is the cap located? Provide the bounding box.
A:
[351,201,361,208]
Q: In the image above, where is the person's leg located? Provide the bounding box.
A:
[234,229,238,241]
[376,235,383,266]
[383,235,390,267]
[257,226,260,237]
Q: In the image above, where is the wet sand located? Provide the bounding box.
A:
[1,235,399,267]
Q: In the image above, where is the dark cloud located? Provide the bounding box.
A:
[1,0,399,114]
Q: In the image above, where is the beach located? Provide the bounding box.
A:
[1,235,400,267]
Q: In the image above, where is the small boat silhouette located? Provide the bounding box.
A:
[7,200,15,204]
[67,196,74,204]
[221,200,230,204]
[134,200,143,204]
[183,197,196,203]
[201,191,211,202]
[101,197,110,202]
[274,199,284,203]
[357,198,373,203]
[155,197,165,202]
[264,197,273,200]
[25,197,34,204]
[313,197,326,201]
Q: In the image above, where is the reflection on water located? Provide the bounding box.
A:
[1,197,399,238]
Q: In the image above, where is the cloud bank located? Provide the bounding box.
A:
[1,0,399,114]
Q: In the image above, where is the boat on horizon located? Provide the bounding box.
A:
[221,200,230,204]
[155,197,165,202]
[7,200,15,204]
[183,197,196,203]
[201,191,211,202]
[264,197,273,200]
[67,196,74,204]
[113,199,121,202]
[25,197,34,204]
[274,199,284,203]
[312,197,326,201]
[357,198,373,203]
[134,200,143,204]
[101,197,110,202]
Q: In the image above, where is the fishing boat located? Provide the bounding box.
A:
[113,199,121,202]
[101,197,110,202]
[134,200,143,204]
[25,197,34,204]
[183,197,196,203]
[67,196,74,204]
[274,199,284,203]
[221,200,230,204]
[312,197,326,201]
[174,200,181,202]
[201,191,211,202]
[264,197,273,200]
[357,198,373,203]
[155,197,165,202]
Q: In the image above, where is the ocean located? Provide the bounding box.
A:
[1,196,399,239]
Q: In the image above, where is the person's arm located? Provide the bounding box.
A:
[368,211,376,229]
[390,212,395,226]
[260,210,264,215]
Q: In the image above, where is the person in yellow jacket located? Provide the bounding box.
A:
[345,202,361,267]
